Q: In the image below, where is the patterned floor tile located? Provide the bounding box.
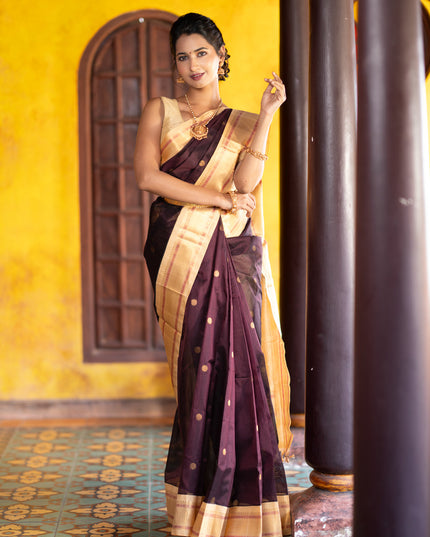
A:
[0,425,311,535]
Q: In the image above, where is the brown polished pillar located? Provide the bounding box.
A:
[354,1,430,535]
[279,0,309,428]
[305,0,356,490]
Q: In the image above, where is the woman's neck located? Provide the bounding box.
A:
[185,85,222,111]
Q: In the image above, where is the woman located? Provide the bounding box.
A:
[134,12,292,537]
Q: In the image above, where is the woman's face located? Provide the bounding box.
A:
[175,33,224,88]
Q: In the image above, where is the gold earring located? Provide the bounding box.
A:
[176,74,184,84]
[218,65,225,76]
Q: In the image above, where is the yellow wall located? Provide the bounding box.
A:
[0,0,281,400]
[1,1,429,402]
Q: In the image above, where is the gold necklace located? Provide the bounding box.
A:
[184,94,222,140]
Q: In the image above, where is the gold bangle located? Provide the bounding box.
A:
[244,146,268,161]
[228,190,237,214]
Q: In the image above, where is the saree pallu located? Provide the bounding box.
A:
[144,97,292,537]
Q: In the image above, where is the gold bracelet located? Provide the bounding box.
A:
[244,146,268,161]
[228,190,237,214]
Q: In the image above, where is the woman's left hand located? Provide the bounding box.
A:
[260,72,286,117]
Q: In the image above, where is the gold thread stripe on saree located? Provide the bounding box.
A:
[166,484,291,537]
[156,207,220,391]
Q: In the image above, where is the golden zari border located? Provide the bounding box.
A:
[165,484,291,537]
[250,181,293,455]
[261,278,293,456]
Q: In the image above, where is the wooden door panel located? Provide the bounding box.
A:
[149,21,173,70]
[95,41,115,72]
[98,307,121,344]
[97,261,120,300]
[125,262,143,299]
[96,215,119,256]
[120,29,140,71]
[95,168,119,209]
[122,78,141,116]
[94,124,118,163]
[149,21,179,99]
[123,123,138,162]
[80,11,177,362]
[93,78,116,118]
[125,215,143,255]
[125,308,146,343]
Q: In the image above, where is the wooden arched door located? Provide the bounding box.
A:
[79,10,179,362]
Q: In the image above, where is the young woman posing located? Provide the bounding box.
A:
[134,12,292,537]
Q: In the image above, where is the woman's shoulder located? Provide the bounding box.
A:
[143,96,177,112]
[159,96,177,105]
[159,96,180,112]
[142,97,181,126]
[141,97,162,119]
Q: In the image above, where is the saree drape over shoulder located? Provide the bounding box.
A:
[144,97,293,537]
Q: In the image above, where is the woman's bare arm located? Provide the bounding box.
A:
[233,73,286,194]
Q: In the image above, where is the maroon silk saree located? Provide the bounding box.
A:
[144,97,292,537]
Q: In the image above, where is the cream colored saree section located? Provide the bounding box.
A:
[155,107,258,397]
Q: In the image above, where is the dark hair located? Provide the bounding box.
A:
[170,12,230,81]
